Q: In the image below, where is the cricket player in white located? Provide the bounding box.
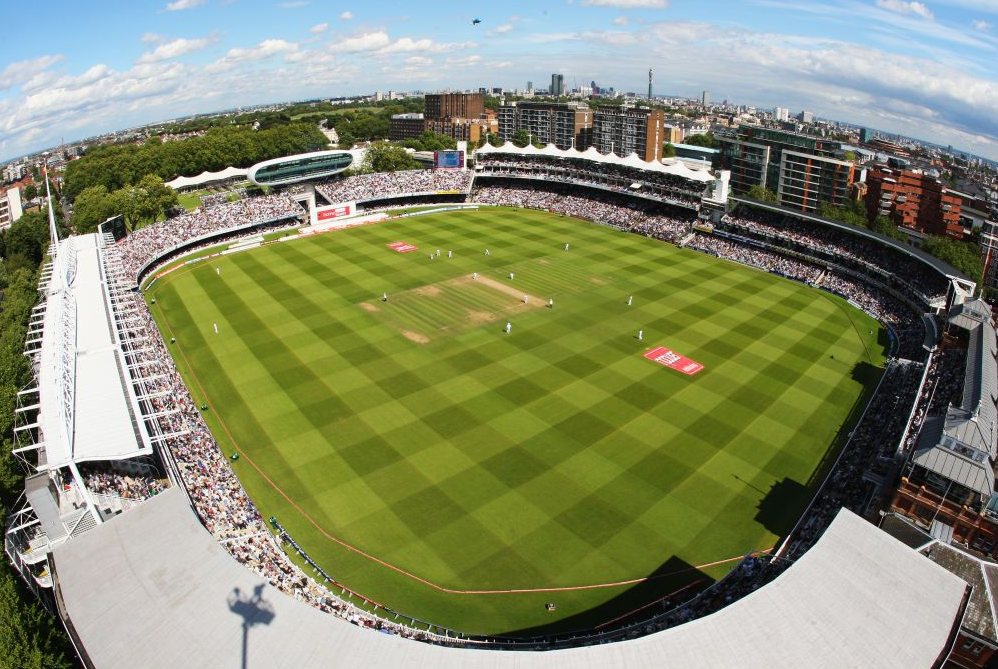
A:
[485,249,490,256]
[564,243,569,251]
[382,293,388,302]
[523,295,528,304]
[213,323,218,334]
[216,267,221,276]
[627,295,633,306]
[638,330,643,341]
[548,298,553,308]
[472,272,477,280]
[509,272,515,280]
[505,322,512,334]
[448,250,453,258]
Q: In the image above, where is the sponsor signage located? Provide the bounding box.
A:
[643,346,704,376]
[310,200,356,226]
[387,241,419,253]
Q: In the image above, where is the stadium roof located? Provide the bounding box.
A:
[731,197,969,282]
[53,491,968,669]
[475,141,716,183]
[38,234,151,470]
[164,166,248,190]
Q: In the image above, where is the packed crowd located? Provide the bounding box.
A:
[473,183,695,243]
[475,154,705,209]
[316,169,472,204]
[684,234,825,284]
[80,464,169,500]
[116,194,304,281]
[721,209,949,302]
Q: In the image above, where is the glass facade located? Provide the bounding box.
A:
[250,152,354,186]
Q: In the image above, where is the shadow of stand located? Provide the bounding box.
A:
[228,584,276,669]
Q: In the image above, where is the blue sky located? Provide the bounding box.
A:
[2,0,998,162]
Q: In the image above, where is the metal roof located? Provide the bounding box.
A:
[53,491,968,669]
[921,543,998,643]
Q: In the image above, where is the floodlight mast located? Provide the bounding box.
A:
[42,153,65,290]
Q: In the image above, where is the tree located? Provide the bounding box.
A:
[661,143,676,158]
[136,174,179,221]
[511,129,533,148]
[870,215,906,241]
[70,185,113,235]
[402,131,457,152]
[921,236,984,284]
[22,184,37,201]
[362,143,420,173]
[817,199,868,227]
[746,185,778,203]
[488,133,504,148]
[0,213,50,265]
[684,132,716,148]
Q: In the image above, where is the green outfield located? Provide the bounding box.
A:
[146,208,887,636]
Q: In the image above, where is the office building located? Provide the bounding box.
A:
[497,101,592,150]
[774,107,790,122]
[701,90,710,107]
[592,106,665,162]
[389,113,426,142]
[866,168,964,237]
[798,110,815,124]
[718,127,856,213]
[526,81,532,92]
[0,187,23,230]
[424,93,484,121]
[859,127,873,144]
[550,73,564,97]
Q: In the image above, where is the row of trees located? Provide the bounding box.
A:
[0,211,76,668]
[71,175,179,235]
[64,123,327,202]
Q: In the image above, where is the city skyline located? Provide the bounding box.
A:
[2,0,998,162]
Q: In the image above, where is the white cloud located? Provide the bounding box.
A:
[580,0,668,7]
[489,24,514,35]
[310,22,329,34]
[404,56,433,66]
[141,32,166,44]
[336,30,391,52]
[613,16,630,25]
[875,0,934,20]
[340,10,353,20]
[0,55,64,91]
[445,55,482,67]
[377,37,477,55]
[164,0,206,11]
[207,38,299,72]
[136,34,218,64]
[974,18,993,30]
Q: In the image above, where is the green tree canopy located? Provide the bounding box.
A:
[921,236,984,284]
[661,143,677,158]
[746,185,778,203]
[683,132,716,148]
[511,129,533,148]
[817,199,869,227]
[362,143,420,173]
[402,131,458,152]
[71,185,114,235]
[22,184,37,201]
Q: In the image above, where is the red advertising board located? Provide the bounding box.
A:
[316,203,354,221]
[643,347,704,376]
[386,241,419,253]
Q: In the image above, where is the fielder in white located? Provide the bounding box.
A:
[637,329,643,341]
[213,323,218,334]
[627,295,633,306]
[505,322,512,334]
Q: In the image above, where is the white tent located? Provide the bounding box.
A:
[165,166,249,191]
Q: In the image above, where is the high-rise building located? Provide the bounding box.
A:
[718,127,855,213]
[859,127,873,144]
[592,106,666,162]
[866,169,964,237]
[550,73,564,97]
[424,92,485,121]
[701,90,710,107]
[798,110,815,124]
[526,81,533,91]
[497,101,592,149]
[0,187,23,230]
[774,107,790,122]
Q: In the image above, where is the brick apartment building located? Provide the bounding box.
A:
[591,106,665,163]
[497,101,593,150]
[390,93,490,144]
[867,168,964,238]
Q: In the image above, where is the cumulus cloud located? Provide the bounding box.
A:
[336,30,391,52]
[377,37,477,55]
[973,19,992,30]
[310,22,328,34]
[489,24,514,35]
[0,55,64,91]
[405,56,433,66]
[141,32,166,44]
[875,0,934,20]
[444,54,483,67]
[136,34,218,64]
[207,38,298,72]
[340,10,353,20]
[580,0,668,7]
[164,0,207,11]
[613,16,630,25]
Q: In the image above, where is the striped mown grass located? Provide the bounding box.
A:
[147,208,886,635]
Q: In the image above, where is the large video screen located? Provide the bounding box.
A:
[434,150,465,169]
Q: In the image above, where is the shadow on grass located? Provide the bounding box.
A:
[493,556,715,640]
[754,477,810,538]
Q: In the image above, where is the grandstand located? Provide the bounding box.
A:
[6,148,997,667]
